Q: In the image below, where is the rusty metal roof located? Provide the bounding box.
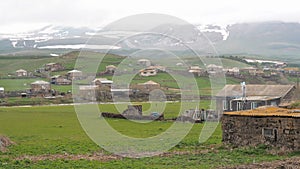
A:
[216,85,295,98]
[223,106,300,117]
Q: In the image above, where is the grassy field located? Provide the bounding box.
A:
[0,78,72,93]
[0,104,299,168]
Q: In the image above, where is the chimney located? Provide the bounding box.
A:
[241,82,246,98]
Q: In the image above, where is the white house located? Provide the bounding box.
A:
[139,68,157,77]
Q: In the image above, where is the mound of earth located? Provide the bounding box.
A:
[0,135,15,152]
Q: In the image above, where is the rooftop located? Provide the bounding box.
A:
[224,106,300,117]
[216,84,295,97]
[16,69,27,72]
[232,96,280,101]
[68,70,82,73]
[31,80,50,85]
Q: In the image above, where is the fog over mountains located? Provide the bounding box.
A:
[1,21,300,62]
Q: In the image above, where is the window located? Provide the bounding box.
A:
[237,102,242,111]
[271,101,277,106]
[251,102,257,109]
[222,100,228,110]
[262,128,278,141]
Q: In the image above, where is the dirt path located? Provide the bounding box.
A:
[10,150,300,168]
[220,156,300,169]
[14,153,121,162]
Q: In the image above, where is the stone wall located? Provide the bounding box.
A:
[222,115,300,152]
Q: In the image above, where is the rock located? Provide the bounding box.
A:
[0,135,15,153]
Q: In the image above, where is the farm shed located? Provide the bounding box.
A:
[15,69,27,77]
[31,80,51,93]
[216,85,295,113]
[222,107,300,152]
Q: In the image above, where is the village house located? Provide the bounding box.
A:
[216,84,295,113]
[44,63,64,72]
[222,107,300,152]
[105,65,117,74]
[30,80,51,93]
[67,70,83,80]
[92,78,113,89]
[136,80,161,92]
[137,59,151,67]
[139,68,157,77]
[223,67,240,76]
[50,75,71,85]
[206,64,223,76]
[188,66,207,76]
[16,69,28,77]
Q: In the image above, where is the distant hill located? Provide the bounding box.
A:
[1,22,300,63]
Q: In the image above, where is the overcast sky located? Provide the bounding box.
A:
[1,0,300,33]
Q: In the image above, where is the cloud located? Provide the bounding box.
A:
[0,0,300,33]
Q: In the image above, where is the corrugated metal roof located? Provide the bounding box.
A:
[224,106,300,117]
[216,85,295,98]
[232,96,280,101]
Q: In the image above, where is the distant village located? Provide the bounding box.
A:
[1,56,300,111]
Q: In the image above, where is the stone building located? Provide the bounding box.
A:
[222,107,300,152]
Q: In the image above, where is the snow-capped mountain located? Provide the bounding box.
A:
[0,24,229,50]
[2,21,300,61]
[0,25,97,49]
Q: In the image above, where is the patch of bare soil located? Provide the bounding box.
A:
[221,156,300,169]
[13,149,213,162]
[15,153,121,162]
[0,136,15,153]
